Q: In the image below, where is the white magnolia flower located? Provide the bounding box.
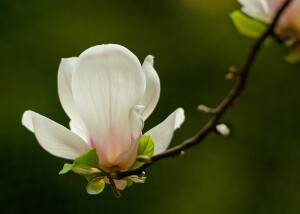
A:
[22,44,184,190]
[239,0,300,37]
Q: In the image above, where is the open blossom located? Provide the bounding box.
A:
[239,0,300,39]
[22,44,185,190]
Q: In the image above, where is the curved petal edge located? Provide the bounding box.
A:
[22,110,90,160]
[144,108,185,155]
[139,55,161,121]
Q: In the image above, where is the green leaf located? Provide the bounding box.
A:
[137,136,154,156]
[129,135,154,170]
[284,50,300,64]
[230,10,267,38]
[86,177,105,195]
[59,148,105,175]
[59,163,73,174]
[126,179,133,187]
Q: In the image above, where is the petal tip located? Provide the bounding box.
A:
[22,110,34,132]
[174,108,185,129]
[144,55,154,65]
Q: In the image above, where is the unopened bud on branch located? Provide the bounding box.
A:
[139,171,146,177]
[179,151,185,157]
[136,155,152,163]
[216,124,231,136]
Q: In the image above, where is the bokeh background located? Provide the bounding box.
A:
[1,0,299,213]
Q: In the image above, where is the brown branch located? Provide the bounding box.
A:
[112,0,293,180]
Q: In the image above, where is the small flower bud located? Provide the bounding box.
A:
[179,151,185,157]
[228,65,237,73]
[136,155,152,163]
[138,171,146,177]
[216,124,230,136]
[225,72,235,80]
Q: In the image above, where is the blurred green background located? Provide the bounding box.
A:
[0,0,299,213]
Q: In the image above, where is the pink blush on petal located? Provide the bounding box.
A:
[89,136,95,148]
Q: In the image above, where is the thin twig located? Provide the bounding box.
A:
[112,0,292,180]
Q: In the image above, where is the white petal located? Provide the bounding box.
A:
[69,120,87,143]
[22,111,90,160]
[238,0,273,23]
[144,108,185,155]
[72,44,146,164]
[139,55,160,121]
[57,57,88,138]
[129,105,144,140]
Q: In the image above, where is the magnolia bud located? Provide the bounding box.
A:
[138,171,146,177]
[216,124,231,136]
[179,151,185,157]
[136,155,152,163]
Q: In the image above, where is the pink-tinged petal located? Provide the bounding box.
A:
[22,111,90,160]
[103,177,127,190]
[72,44,146,168]
[58,57,88,139]
[279,0,300,30]
[239,0,300,28]
[144,108,185,155]
[139,55,160,121]
[114,136,140,171]
[114,180,127,190]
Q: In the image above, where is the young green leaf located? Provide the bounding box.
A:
[126,179,133,187]
[59,163,73,174]
[86,177,105,195]
[129,135,154,170]
[137,135,154,156]
[59,148,104,175]
[230,10,267,38]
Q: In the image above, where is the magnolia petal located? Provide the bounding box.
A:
[69,120,87,143]
[72,44,146,164]
[129,105,144,140]
[139,55,160,121]
[22,111,90,160]
[57,57,88,137]
[238,0,273,23]
[115,180,127,190]
[103,177,127,190]
[144,108,185,155]
[114,137,140,171]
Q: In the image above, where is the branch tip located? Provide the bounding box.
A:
[114,0,293,180]
[197,105,216,114]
